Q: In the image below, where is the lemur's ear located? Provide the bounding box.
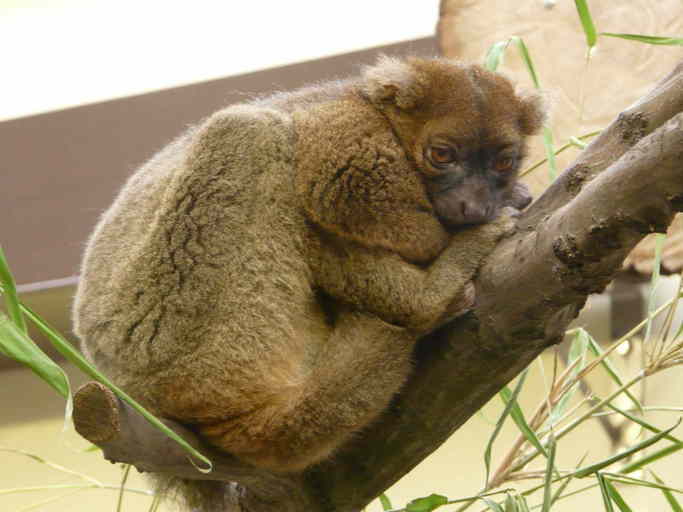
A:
[361,56,425,110]
[516,89,547,135]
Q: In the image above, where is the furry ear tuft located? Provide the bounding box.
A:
[361,56,424,110]
[516,89,548,135]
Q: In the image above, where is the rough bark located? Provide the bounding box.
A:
[73,61,683,512]
[73,382,316,510]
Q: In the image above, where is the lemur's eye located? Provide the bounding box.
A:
[427,145,457,165]
[493,157,515,173]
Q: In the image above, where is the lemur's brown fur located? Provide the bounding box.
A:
[74,56,543,507]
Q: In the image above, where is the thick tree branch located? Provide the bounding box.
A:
[523,59,683,230]
[73,382,316,511]
[312,63,683,511]
[73,61,683,512]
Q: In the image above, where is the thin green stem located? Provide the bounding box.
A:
[117,465,132,512]
[593,406,683,417]
[17,489,85,512]
[520,130,601,177]
[388,489,514,512]
[511,372,646,476]
[0,447,103,487]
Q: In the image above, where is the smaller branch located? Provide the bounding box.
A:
[72,382,315,512]
[523,59,683,229]
[478,111,683,346]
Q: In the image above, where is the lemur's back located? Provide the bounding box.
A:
[73,105,326,424]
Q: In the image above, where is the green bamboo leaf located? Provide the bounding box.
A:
[604,473,683,494]
[477,408,497,426]
[486,36,557,180]
[379,493,393,511]
[605,402,681,444]
[510,36,540,88]
[586,334,642,413]
[485,368,530,486]
[0,246,27,333]
[568,328,589,368]
[597,473,616,512]
[149,492,163,512]
[651,471,683,511]
[500,375,547,458]
[675,327,683,341]
[19,302,213,473]
[541,434,557,512]
[645,234,665,343]
[480,498,504,512]
[574,0,598,49]
[569,136,588,149]
[542,127,558,180]
[550,329,589,424]
[116,464,131,512]
[485,40,511,71]
[0,248,212,472]
[0,447,101,485]
[673,300,683,340]
[575,419,681,478]
[600,33,683,46]
[550,453,588,507]
[604,479,634,512]
[504,494,518,512]
[621,442,683,474]
[515,495,530,512]
[0,313,69,398]
[406,494,448,512]
[520,130,601,178]
[535,481,601,504]
[508,37,557,180]
[0,335,8,358]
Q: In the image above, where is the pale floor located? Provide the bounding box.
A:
[1,352,682,512]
